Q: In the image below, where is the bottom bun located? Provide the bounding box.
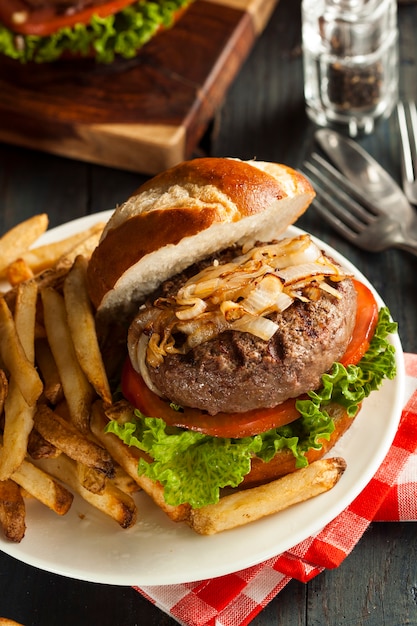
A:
[240,403,356,489]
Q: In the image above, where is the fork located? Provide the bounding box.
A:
[397,101,417,205]
[302,153,417,256]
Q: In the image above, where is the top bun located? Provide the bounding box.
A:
[87,157,315,318]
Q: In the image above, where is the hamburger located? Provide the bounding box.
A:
[87,157,397,515]
[0,0,193,63]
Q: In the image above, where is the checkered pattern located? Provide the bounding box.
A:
[135,565,291,626]
[134,353,417,626]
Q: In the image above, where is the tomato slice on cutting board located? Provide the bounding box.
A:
[121,278,379,438]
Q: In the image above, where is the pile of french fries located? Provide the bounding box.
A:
[0,214,346,543]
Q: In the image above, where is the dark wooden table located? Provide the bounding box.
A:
[1,0,417,624]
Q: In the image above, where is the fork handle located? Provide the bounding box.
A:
[397,239,417,257]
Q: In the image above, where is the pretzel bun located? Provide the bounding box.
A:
[87,157,315,318]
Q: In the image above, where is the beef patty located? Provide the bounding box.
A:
[129,246,357,415]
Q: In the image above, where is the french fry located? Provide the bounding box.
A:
[63,255,112,405]
[34,403,114,478]
[53,399,71,422]
[27,428,60,460]
[56,224,105,270]
[0,479,26,542]
[3,265,69,317]
[11,456,73,516]
[14,280,38,362]
[0,369,8,416]
[3,222,105,277]
[91,401,190,522]
[102,398,135,424]
[35,454,137,529]
[0,296,43,407]
[35,338,64,404]
[0,281,40,480]
[111,464,140,495]
[6,258,34,286]
[76,463,107,495]
[90,403,142,479]
[0,379,36,481]
[41,286,94,433]
[187,457,347,535]
[0,213,48,275]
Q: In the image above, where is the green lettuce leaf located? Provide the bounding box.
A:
[0,0,193,63]
[108,417,264,508]
[105,306,397,508]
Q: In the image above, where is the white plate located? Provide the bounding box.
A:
[0,212,405,586]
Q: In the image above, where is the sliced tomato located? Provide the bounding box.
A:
[121,278,379,438]
[121,358,301,438]
[6,0,138,36]
[339,279,378,367]
[6,0,189,37]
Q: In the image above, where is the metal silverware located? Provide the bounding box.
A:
[314,129,413,219]
[302,146,417,256]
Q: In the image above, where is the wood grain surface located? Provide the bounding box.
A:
[0,1,416,625]
[0,0,278,174]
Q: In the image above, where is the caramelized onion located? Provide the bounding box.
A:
[176,297,207,320]
[137,234,351,366]
[277,262,338,285]
[242,274,284,315]
[136,335,164,396]
[231,314,279,341]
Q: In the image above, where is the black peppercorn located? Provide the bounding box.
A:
[328,61,384,110]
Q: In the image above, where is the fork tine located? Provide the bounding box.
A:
[304,153,380,218]
[303,155,378,227]
[309,194,361,244]
[301,154,383,248]
[300,147,417,256]
[305,174,365,234]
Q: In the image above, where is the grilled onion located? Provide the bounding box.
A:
[137,234,350,366]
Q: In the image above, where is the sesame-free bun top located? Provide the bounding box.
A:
[87,157,315,318]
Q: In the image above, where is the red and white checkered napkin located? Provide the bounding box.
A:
[133,353,417,626]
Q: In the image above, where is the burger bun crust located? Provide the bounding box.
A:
[87,157,315,319]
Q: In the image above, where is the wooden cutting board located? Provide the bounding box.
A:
[0,0,279,174]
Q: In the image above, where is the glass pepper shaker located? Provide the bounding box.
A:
[302,0,399,136]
